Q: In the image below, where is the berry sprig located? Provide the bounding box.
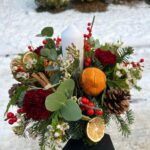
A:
[54,37,61,47]
[6,108,25,125]
[84,22,92,40]
[79,97,103,117]
[28,45,34,52]
[84,57,92,67]
[6,112,17,125]
[124,58,144,68]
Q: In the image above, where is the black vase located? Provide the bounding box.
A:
[63,134,115,150]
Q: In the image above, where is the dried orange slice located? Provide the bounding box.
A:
[22,52,37,64]
[86,117,105,142]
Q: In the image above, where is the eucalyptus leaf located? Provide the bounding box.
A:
[60,100,82,121]
[41,27,54,37]
[49,48,57,61]
[57,79,75,98]
[46,39,56,49]
[45,92,67,112]
[45,65,60,71]
[40,48,57,61]
[50,73,61,85]
[40,48,50,58]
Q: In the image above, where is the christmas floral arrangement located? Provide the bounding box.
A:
[5,18,144,150]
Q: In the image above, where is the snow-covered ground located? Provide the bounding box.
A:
[0,0,150,149]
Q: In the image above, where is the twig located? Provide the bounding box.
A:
[91,16,96,30]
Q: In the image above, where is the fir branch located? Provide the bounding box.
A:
[4,85,28,115]
[114,115,131,137]
[117,47,134,63]
[126,109,134,125]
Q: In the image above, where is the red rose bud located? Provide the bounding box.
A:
[42,39,47,45]
[140,58,144,63]
[8,119,14,125]
[87,109,94,116]
[81,97,89,104]
[7,112,14,119]
[95,110,103,116]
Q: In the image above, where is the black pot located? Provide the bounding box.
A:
[63,134,115,150]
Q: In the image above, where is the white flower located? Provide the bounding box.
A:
[116,71,122,77]
[54,132,60,138]
[12,66,18,72]
[56,125,61,129]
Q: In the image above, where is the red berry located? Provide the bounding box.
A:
[88,23,91,26]
[57,37,61,42]
[8,119,14,125]
[81,97,89,104]
[88,102,94,107]
[85,45,90,51]
[87,109,94,116]
[54,38,56,41]
[87,27,92,32]
[85,62,90,67]
[28,46,32,50]
[137,63,140,67]
[86,58,91,64]
[80,106,85,111]
[95,110,103,116]
[84,34,87,38]
[17,108,25,113]
[12,117,17,123]
[140,58,144,63]
[7,112,14,119]
[88,33,92,37]
[132,63,137,68]
[42,39,47,45]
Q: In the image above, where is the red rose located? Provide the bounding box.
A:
[34,46,43,55]
[23,89,52,120]
[95,48,116,66]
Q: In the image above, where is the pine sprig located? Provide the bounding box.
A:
[126,109,134,125]
[113,115,131,137]
[117,47,134,63]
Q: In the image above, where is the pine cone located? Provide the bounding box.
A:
[104,88,131,115]
[8,83,22,98]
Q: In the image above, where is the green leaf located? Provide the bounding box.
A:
[57,79,75,98]
[41,27,54,37]
[40,48,50,58]
[45,92,67,112]
[46,39,56,49]
[45,65,60,71]
[49,48,57,61]
[40,48,57,61]
[60,100,82,121]
[50,73,61,85]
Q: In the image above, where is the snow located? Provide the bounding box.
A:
[0,0,150,149]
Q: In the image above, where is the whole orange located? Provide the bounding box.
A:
[80,67,106,96]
